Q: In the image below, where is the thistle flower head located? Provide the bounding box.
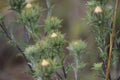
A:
[26,3,32,8]
[74,41,78,45]
[51,33,57,38]
[41,59,50,67]
[94,6,103,13]
[50,17,55,21]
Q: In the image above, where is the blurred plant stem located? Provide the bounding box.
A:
[62,64,67,79]
[74,57,79,80]
[24,25,30,43]
[46,0,52,17]
[105,0,119,80]
[56,72,63,80]
[74,55,81,80]
[0,20,34,72]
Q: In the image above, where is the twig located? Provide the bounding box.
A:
[62,64,67,79]
[0,22,34,72]
[46,0,52,17]
[24,25,30,43]
[105,0,119,80]
[56,72,63,80]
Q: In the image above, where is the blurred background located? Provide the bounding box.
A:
[0,0,104,80]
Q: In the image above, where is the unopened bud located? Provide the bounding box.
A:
[51,33,57,38]
[41,59,50,67]
[26,3,32,9]
[94,6,103,14]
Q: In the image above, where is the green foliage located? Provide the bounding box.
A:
[92,62,102,70]
[24,31,67,79]
[18,5,43,25]
[8,0,26,13]
[86,0,120,80]
[24,44,41,63]
[0,15,3,34]
[36,59,60,80]
[5,3,67,79]
[17,5,43,41]
[86,0,112,62]
[25,31,66,61]
[116,10,120,26]
[67,40,87,56]
[44,17,62,33]
[24,31,88,80]
[0,14,3,24]
[45,31,66,58]
[1,0,89,80]
[68,40,87,80]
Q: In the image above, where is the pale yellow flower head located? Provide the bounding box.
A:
[51,17,55,21]
[41,59,50,67]
[51,33,57,38]
[25,3,32,9]
[94,6,103,13]
[74,41,78,45]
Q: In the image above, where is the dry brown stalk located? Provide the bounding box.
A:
[105,0,119,80]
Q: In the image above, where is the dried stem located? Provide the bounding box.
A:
[105,0,119,80]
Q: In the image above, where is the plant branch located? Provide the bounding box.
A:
[46,0,52,17]
[24,25,30,43]
[105,0,119,80]
[0,22,34,72]
[56,71,63,80]
[62,64,67,79]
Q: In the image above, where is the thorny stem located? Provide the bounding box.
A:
[0,22,34,72]
[105,0,119,80]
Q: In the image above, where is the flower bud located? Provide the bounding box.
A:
[26,3,32,9]
[51,33,57,38]
[94,6,103,14]
[41,59,50,67]
[51,17,55,21]
[74,42,78,45]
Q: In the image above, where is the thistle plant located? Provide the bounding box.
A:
[67,40,87,80]
[24,30,67,80]
[86,0,120,80]
[18,4,43,41]
[8,0,26,13]
[0,0,88,80]
[44,17,62,33]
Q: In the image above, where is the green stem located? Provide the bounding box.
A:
[46,0,52,17]
[75,70,78,80]
[75,56,79,80]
